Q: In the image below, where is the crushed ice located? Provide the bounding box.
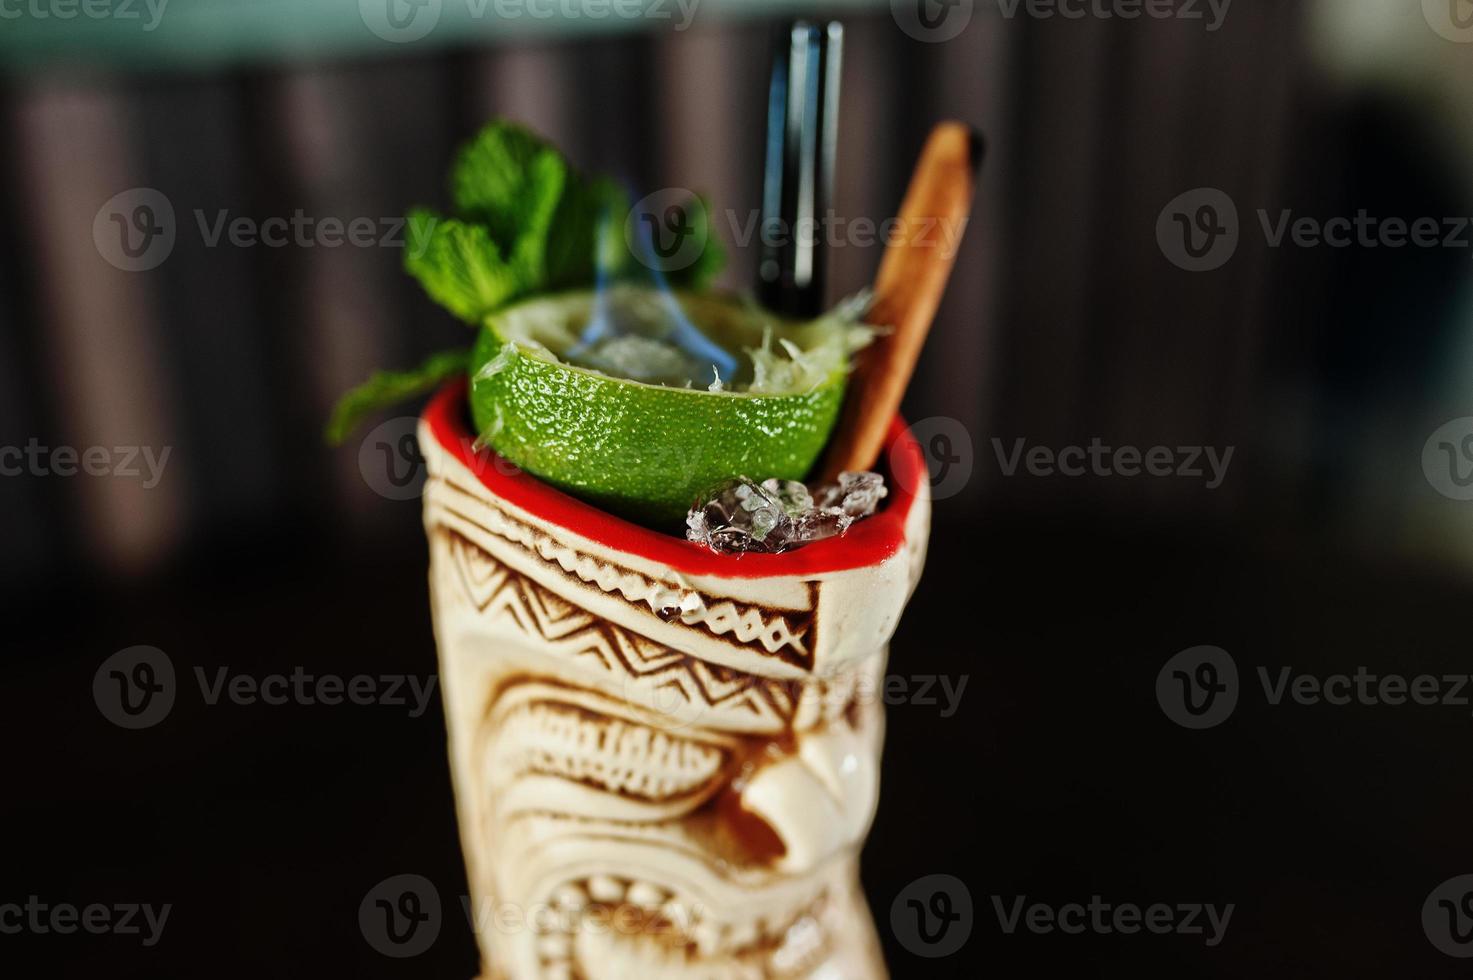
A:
[686,471,887,554]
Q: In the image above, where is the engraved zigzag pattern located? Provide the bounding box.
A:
[432,475,813,661]
[450,533,797,724]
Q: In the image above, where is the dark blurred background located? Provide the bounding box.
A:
[5,0,1473,976]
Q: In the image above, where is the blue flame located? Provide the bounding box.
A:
[568,201,737,387]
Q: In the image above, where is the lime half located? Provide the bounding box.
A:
[468,287,864,525]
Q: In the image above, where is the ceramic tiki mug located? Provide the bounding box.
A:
[419,384,931,979]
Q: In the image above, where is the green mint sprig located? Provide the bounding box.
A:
[328,119,725,443]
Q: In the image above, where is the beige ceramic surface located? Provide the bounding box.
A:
[420,414,929,980]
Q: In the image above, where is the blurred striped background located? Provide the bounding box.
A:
[2,0,1471,587]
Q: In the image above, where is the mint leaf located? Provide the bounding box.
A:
[324,347,470,446]
[504,149,570,286]
[404,210,530,323]
[340,123,732,447]
[405,119,725,321]
[451,123,572,290]
[452,122,566,243]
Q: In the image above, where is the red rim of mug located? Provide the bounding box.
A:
[423,381,924,578]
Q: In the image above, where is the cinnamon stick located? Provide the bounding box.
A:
[819,121,981,481]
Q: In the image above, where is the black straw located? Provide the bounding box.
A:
[758,20,842,318]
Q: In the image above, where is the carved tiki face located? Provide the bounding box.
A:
[420,387,930,980]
